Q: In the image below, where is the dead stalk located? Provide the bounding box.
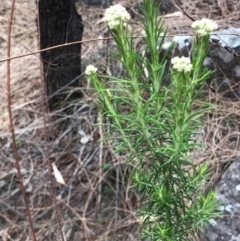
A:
[0,36,153,63]
[6,0,37,240]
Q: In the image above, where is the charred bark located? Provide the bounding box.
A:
[38,0,83,109]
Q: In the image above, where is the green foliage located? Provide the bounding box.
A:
[87,0,222,240]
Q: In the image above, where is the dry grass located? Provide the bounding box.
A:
[0,0,240,240]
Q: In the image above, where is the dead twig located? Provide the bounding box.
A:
[6,0,37,240]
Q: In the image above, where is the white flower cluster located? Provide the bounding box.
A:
[103,4,131,29]
[171,56,192,73]
[85,65,98,76]
[191,18,218,36]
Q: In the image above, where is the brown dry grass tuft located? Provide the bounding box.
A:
[0,0,240,240]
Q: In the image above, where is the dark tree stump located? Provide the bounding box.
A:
[38,0,83,108]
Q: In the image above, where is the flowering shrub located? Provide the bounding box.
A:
[171,56,192,73]
[191,18,218,36]
[87,1,221,240]
[102,4,131,29]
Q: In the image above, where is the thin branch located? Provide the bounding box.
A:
[6,0,37,240]
[0,34,222,63]
[1,33,240,63]
[1,37,113,62]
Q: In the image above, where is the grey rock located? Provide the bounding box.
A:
[201,160,240,241]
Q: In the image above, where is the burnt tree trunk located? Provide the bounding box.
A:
[38,0,83,109]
